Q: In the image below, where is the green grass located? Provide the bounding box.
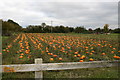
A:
[2,36,9,40]
[44,67,119,78]
[2,67,119,78]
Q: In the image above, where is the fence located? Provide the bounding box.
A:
[1,58,120,80]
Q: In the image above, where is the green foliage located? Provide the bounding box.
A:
[26,24,75,33]
[103,24,109,33]
[25,23,119,34]
[2,19,119,34]
[74,26,87,33]
[113,28,120,33]
[2,19,22,36]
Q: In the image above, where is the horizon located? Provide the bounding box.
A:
[2,19,119,30]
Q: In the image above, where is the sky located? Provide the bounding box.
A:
[0,0,119,29]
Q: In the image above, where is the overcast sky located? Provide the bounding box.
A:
[0,0,119,29]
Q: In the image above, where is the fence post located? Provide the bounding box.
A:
[35,58,43,80]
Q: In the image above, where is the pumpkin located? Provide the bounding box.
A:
[89,58,94,61]
[50,58,54,61]
[79,60,83,62]
[59,58,62,60]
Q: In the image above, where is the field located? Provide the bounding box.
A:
[2,33,120,78]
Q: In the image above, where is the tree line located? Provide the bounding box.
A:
[2,19,22,36]
[1,19,120,36]
[24,23,120,34]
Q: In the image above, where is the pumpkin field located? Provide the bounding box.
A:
[2,33,120,78]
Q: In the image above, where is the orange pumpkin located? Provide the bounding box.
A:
[19,56,23,58]
[20,53,24,56]
[91,50,95,53]
[77,54,81,57]
[48,53,51,55]
[50,53,53,55]
[97,44,101,46]
[89,58,94,61]
[113,48,116,50]
[79,60,83,62]
[113,55,119,59]
[3,49,6,51]
[25,51,29,54]
[89,53,93,55]
[53,55,57,57]
[111,51,114,54]
[102,53,106,55]
[74,52,78,54]
[85,47,88,49]
[50,58,54,61]
[86,52,89,54]
[59,58,62,60]
[74,55,77,57]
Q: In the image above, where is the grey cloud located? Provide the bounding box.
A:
[0,0,118,29]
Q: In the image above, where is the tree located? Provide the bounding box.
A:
[104,24,109,33]
[41,23,46,28]
[59,25,65,33]
[8,19,20,26]
[68,27,74,32]
[88,28,93,33]
[113,28,120,33]
[52,26,60,33]
[2,19,22,36]
[74,26,86,33]
[94,28,103,33]
[43,25,51,33]
[64,27,70,33]
[41,23,46,31]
